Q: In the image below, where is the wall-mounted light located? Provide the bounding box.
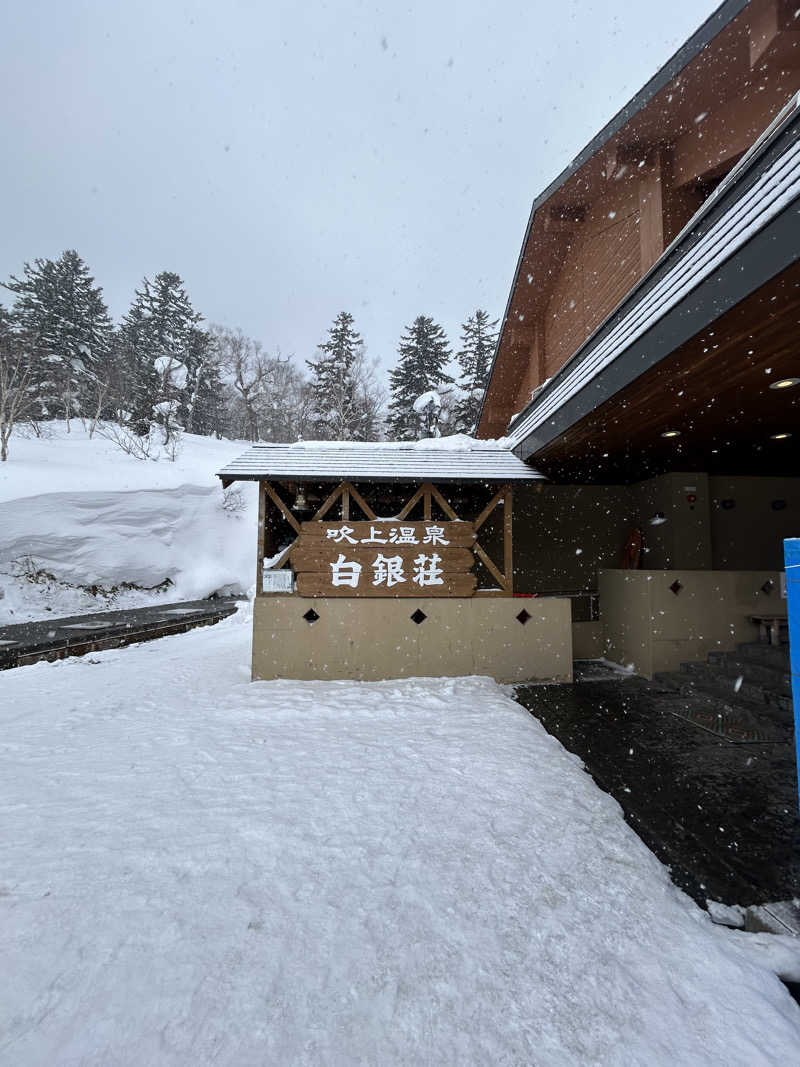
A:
[770,432,792,440]
[661,430,681,438]
[769,378,800,390]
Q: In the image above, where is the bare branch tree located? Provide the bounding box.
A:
[86,374,110,439]
[95,421,156,460]
[0,327,34,462]
[211,325,270,441]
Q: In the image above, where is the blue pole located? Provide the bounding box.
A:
[785,538,800,814]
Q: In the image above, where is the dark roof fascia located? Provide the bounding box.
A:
[476,0,749,432]
[509,107,800,460]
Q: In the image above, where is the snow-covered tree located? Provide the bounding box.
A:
[386,315,453,440]
[454,309,498,434]
[117,271,204,436]
[306,312,379,440]
[1,250,112,428]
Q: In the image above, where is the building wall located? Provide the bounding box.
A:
[633,473,712,570]
[544,187,642,379]
[510,483,633,594]
[510,474,798,594]
[598,569,784,677]
[252,595,573,684]
[710,475,798,570]
[509,474,796,667]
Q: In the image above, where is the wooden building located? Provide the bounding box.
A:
[477,0,800,676]
[217,443,572,682]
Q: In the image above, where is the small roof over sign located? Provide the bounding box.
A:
[216,438,544,485]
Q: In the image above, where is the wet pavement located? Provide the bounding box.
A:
[0,598,241,670]
[515,664,800,908]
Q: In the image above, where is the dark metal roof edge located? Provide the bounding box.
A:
[505,101,800,443]
[476,0,748,433]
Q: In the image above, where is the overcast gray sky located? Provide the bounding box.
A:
[1,0,721,373]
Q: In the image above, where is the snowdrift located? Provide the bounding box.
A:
[0,484,252,599]
[0,425,255,622]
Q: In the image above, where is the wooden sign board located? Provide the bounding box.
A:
[290,520,477,597]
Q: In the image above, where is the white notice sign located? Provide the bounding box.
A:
[262,569,294,593]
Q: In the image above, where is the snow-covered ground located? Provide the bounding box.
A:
[0,425,256,624]
[2,612,799,1065]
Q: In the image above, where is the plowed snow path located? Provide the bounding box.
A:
[1,612,799,1065]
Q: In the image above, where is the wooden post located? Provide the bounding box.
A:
[341,486,350,521]
[503,485,513,595]
[255,481,267,597]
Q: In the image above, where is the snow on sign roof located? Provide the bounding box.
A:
[216,438,544,484]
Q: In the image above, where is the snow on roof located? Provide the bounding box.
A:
[508,105,800,445]
[216,435,543,484]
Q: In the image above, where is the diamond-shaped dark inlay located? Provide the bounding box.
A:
[516,608,532,625]
[303,608,320,624]
[669,580,682,596]
[410,609,427,625]
[761,579,775,595]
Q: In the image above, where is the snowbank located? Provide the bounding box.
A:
[0,425,256,622]
[1,621,798,1064]
[0,484,252,601]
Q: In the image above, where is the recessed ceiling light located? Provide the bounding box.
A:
[770,432,792,440]
[661,430,681,438]
[769,377,800,390]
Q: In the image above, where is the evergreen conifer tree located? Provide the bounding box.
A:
[306,311,372,440]
[118,271,205,436]
[454,309,498,434]
[2,250,112,426]
[386,315,453,440]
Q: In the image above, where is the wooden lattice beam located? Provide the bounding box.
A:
[474,487,506,531]
[396,484,426,520]
[343,481,376,520]
[474,542,506,589]
[313,482,346,520]
[472,483,514,594]
[264,482,301,534]
[428,483,458,520]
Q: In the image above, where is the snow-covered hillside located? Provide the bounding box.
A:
[2,615,799,1064]
[0,425,256,624]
